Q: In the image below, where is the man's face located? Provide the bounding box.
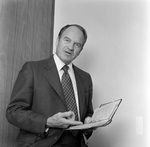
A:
[56,26,85,65]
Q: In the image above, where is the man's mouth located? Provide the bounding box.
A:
[65,51,72,55]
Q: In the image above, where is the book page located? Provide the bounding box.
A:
[67,99,122,130]
[92,102,117,122]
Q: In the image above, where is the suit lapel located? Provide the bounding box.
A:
[43,56,66,104]
[43,57,86,121]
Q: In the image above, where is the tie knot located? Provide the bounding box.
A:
[62,65,69,73]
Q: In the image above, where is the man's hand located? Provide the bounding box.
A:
[84,116,92,124]
[46,111,83,129]
[83,116,95,135]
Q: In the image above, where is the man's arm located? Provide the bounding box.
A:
[6,62,48,135]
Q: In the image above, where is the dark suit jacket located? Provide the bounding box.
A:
[6,55,93,147]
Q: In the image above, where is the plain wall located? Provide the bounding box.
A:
[53,0,150,147]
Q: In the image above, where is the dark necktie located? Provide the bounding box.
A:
[61,65,79,136]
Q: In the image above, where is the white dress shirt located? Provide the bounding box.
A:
[53,54,80,120]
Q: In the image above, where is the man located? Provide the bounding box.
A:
[6,24,94,147]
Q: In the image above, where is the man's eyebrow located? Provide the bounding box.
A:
[64,36,71,40]
[64,36,82,46]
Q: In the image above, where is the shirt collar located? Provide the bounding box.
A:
[53,54,73,72]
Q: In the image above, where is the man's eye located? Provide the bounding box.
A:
[75,43,82,48]
[64,39,70,43]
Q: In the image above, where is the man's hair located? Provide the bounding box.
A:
[58,24,87,47]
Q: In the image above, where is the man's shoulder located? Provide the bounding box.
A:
[21,56,54,72]
[24,56,53,67]
[73,65,91,77]
[28,57,50,64]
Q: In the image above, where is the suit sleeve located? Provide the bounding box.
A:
[86,74,94,118]
[89,75,93,115]
[6,62,48,136]
[83,73,94,139]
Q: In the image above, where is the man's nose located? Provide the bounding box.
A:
[68,42,74,50]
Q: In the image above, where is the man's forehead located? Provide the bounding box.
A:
[61,26,84,42]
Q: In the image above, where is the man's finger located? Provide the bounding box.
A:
[61,111,75,118]
[63,119,83,126]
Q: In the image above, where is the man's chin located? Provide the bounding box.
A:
[62,57,73,64]
[61,59,71,65]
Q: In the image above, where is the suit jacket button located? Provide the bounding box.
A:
[54,136,58,140]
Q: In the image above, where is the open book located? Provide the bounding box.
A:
[67,99,122,130]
